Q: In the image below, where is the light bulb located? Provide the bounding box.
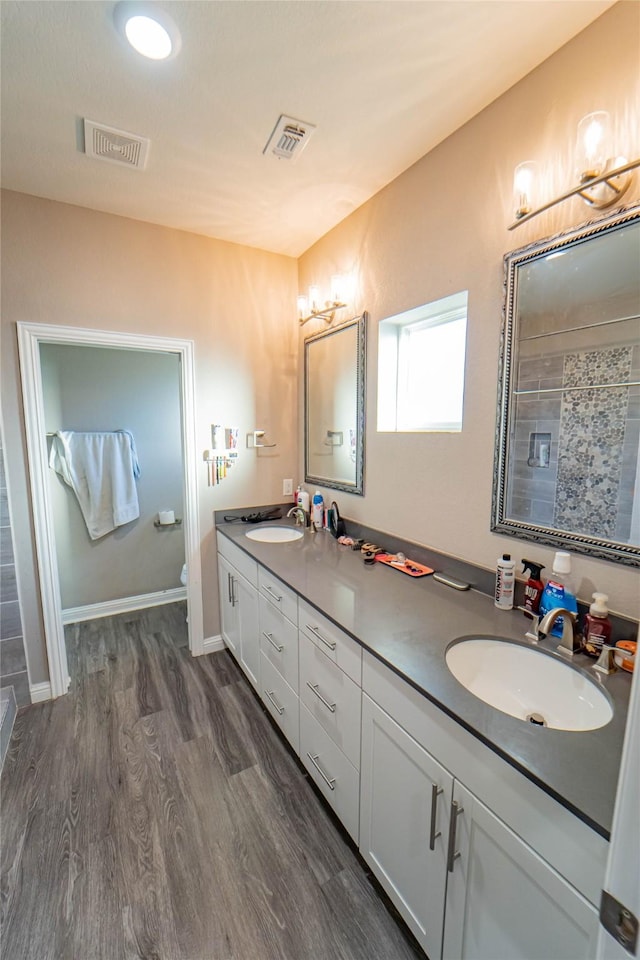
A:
[330,274,345,303]
[513,161,537,219]
[297,295,308,319]
[576,111,612,181]
[308,285,321,312]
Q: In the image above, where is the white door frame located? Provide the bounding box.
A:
[17,322,204,698]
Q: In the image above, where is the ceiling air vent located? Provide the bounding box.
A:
[263,114,316,161]
[83,119,150,170]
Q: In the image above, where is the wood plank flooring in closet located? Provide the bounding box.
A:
[0,603,422,960]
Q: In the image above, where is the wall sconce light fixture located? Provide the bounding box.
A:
[509,110,639,230]
[298,273,353,326]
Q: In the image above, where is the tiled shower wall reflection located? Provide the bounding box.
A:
[509,344,640,542]
[0,433,30,705]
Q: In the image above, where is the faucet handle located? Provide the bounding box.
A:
[593,644,635,676]
[522,612,541,642]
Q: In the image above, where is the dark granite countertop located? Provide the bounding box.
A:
[217,519,633,839]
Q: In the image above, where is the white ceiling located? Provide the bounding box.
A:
[1,0,614,257]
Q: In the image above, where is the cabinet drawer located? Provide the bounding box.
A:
[259,595,299,692]
[260,653,299,754]
[299,598,362,684]
[300,635,361,768]
[258,566,298,626]
[300,704,360,844]
[216,532,258,587]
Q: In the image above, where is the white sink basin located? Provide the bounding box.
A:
[245,526,304,543]
[445,637,612,731]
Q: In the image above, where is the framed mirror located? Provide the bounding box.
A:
[492,205,640,566]
[305,312,366,495]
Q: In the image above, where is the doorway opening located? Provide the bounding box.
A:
[18,322,203,699]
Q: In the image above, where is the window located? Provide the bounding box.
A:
[377,291,468,432]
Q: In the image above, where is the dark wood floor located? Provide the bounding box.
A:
[0,603,422,960]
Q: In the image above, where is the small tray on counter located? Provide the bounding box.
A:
[375,554,434,577]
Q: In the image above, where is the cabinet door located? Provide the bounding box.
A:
[359,694,452,959]
[235,573,259,690]
[443,780,599,960]
[217,554,239,654]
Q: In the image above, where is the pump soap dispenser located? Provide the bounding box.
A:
[584,593,612,658]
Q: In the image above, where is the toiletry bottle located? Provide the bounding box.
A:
[538,551,578,638]
[521,559,545,615]
[495,554,515,609]
[584,593,612,658]
[312,490,324,528]
[296,486,310,513]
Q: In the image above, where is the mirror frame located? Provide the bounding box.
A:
[304,312,366,496]
[491,204,640,567]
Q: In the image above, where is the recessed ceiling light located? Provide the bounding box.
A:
[113,2,181,61]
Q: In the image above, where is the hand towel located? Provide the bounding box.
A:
[49,430,141,540]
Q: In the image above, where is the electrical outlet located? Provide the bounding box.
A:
[283,478,293,496]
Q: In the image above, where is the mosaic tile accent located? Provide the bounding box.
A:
[554,347,632,539]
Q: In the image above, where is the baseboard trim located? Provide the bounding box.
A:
[29,681,53,703]
[200,634,225,655]
[62,587,187,625]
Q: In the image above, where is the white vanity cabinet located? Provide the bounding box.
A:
[361,652,603,960]
[257,568,300,753]
[443,780,598,960]
[360,694,452,959]
[216,531,608,960]
[216,534,260,690]
[298,598,362,843]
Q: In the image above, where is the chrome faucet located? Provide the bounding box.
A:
[537,607,581,656]
[286,505,309,527]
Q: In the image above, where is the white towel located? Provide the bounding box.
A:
[49,430,141,540]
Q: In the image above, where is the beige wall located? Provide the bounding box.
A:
[298,2,640,621]
[1,193,298,683]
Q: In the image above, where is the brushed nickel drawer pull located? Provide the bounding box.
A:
[306,682,336,713]
[447,799,464,873]
[230,575,237,606]
[264,585,282,603]
[306,753,336,790]
[262,631,284,653]
[265,690,284,715]
[306,624,336,650]
[429,784,443,851]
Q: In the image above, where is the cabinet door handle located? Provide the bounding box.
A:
[306,753,336,791]
[429,783,443,850]
[306,682,336,713]
[447,799,464,873]
[263,631,284,653]
[264,585,282,603]
[229,575,237,607]
[265,690,284,715]
[227,571,233,603]
[306,624,336,650]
